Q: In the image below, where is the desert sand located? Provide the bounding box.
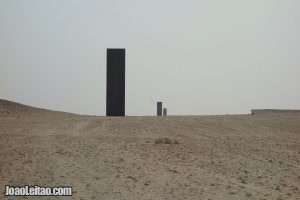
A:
[0,99,299,200]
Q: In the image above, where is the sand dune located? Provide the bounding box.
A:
[0,99,299,200]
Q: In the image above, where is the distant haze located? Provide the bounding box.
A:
[1,0,299,116]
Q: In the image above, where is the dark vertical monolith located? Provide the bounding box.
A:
[157,102,162,116]
[163,108,167,116]
[106,48,125,116]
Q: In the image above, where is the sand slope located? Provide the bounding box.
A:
[0,100,299,200]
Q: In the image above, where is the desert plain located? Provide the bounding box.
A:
[0,99,299,200]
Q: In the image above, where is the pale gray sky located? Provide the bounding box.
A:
[0,0,299,116]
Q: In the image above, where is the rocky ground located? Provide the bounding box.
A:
[0,99,299,200]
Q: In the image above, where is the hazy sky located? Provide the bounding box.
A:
[1,0,299,116]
